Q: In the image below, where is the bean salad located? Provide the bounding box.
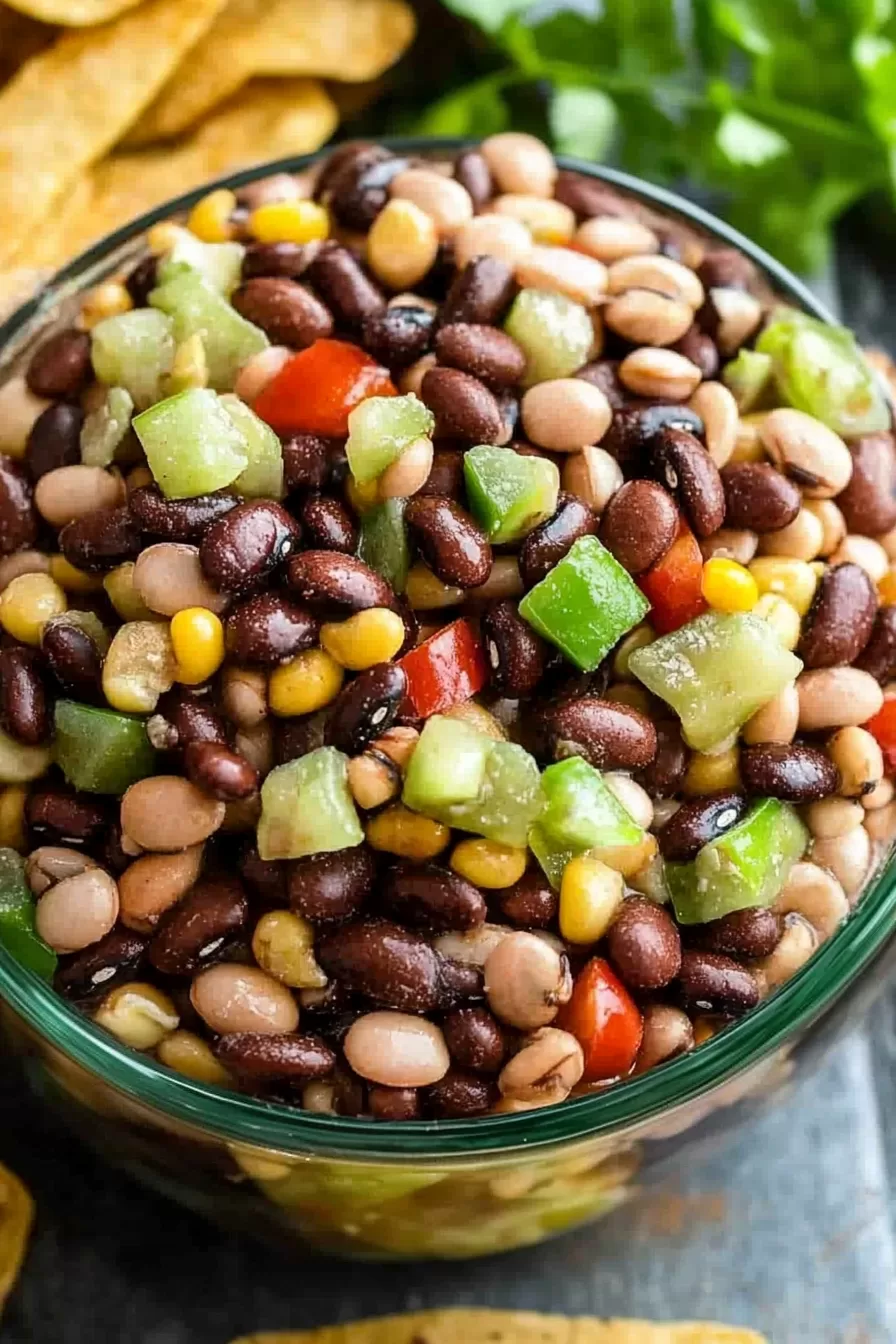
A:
[1,134,895,1122]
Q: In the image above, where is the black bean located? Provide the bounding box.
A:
[281,434,331,491]
[149,687,228,752]
[384,862,487,932]
[241,242,317,281]
[199,499,300,593]
[599,480,678,574]
[498,871,558,929]
[636,719,690,798]
[691,907,783,959]
[441,1005,506,1073]
[798,563,877,669]
[128,485,237,540]
[436,957,484,1008]
[55,927,148,1002]
[404,494,492,588]
[216,1032,335,1081]
[41,619,103,702]
[275,714,326,765]
[672,326,719,380]
[607,896,682,991]
[420,367,504,445]
[656,791,747,862]
[305,242,385,329]
[326,148,407,230]
[369,1086,421,1120]
[299,494,357,553]
[184,741,258,802]
[287,550,396,614]
[576,360,628,410]
[59,505,142,572]
[26,328,91,400]
[678,950,760,1015]
[289,847,377,924]
[537,696,657,772]
[231,278,333,349]
[238,844,288,907]
[434,323,526,390]
[125,256,158,307]
[481,600,547,697]
[325,663,406,755]
[149,877,249,976]
[26,788,108,848]
[650,427,725,539]
[697,248,758,292]
[740,744,839,802]
[419,449,464,500]
[438,256,516,328]
[361,306,434,369]
[837,432,896,536]
[225,592,319,665]
[518,494,598,589]
[0,646,48,745]
[24,403,83,480]
[553,171,634,219]
[315,917,443,1012]
[0,456,38,555]
[426,1069,495,1118]
[602,403,704,475]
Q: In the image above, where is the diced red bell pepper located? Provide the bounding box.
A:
[253,338,396,437]
[638,518,707,635]
[557,957,643,1083]
[865,697,896,773]
[398,618,487,719]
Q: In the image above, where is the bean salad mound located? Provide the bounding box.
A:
[1,134,895,1123]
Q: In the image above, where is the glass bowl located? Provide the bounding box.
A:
[1,139,895,1261]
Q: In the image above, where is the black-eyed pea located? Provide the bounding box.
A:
[434,923,509,968]
[704,287,763,356]
[35,867,118,953]
[252,909,327,989]
[633,1004,694,1075]
[811,824,872,899]
[521,379,611,452]
[378,437,434,499]
[561,445,623,512]
[34,465,124,528]
[607,255,704,308]
[753,913,817,990]
[830,534,889,583]
[347,751,401,810]
[94,981,179,1049]
[366,199,439,290]
[729,412,765,464]
[574,216,659,263]
[700,528,759,565]
[133,544,228,617]
[759,409,852,499]
[102,620,176,714]
[497,1027,584,1104]
[804,796,866,840]
[827,726,884,798]
[862,776,894,811]
[157,1029,232,1085]
[484,931,571,1030]
[865,800,896,846]
[604,290,693,347]
[481,132,556,197]
[453,215,532,270]
[752,593,802,651]
[25,846,96,896]
[515,245,607,306]
[774,861,849,941]
[191,963,299,1035]
[757,508,824,561]
[233,345,292,406]
[603,773,654,829]
[804,499,847,557]
[344,1011,450,1086]
[0,375,50,459]
[688,381,738,468]
[618,348,702,400]
[389,168,473,236]
[797,668,884,732]
[742,682,799,746]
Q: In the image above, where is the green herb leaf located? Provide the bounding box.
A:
[549,86,617,160]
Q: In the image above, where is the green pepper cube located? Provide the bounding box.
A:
[80,386,135,467]
[257,747,363,861]
[346,394,434,485]
[665,798,808,924]
[630,610,803,752]
[519,535,649,672]
[444,741,544,848]
[54,700,157,795]
[156,236,245,295]
[357,498,410,593]
[721,349,773,413]
[529,756,643,888]
[464,445,559,544]
[133,387,249,499]
[150,270,267,391]
[0,848,57,980]
[91,309,175,411]
[504,288,594,386]
[403,716,491,812]
[220,394,284,499]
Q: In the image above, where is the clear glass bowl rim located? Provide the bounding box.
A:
[1,136,894,1161]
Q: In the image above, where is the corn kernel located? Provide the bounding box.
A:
[588,832,658,879]
[157,1030,232,1086]
[249,199,329,245]
[80,281,133,330]
[367,198,439,291]
[684,746,741,796]
[252,909,327,989]
[94,982,179,1050]
[879,566,896,606]
[103,563,160,623]
[102,620,176,713]
[748,556,818,616]
[48,555,104,594]
[320,607,405,671]
[450,838,527,889]
[752,592,802,650]
[444,700,507,741]
[0,785,28,850]
[701,557,759,612]
[269,648,344,717]
[559,854,625,944]
[170,607,225,685]
[366,803,450,861]
[146,221,190,255]
[187,188,238,242]
[0,572,67,645]
[405,562,464,610]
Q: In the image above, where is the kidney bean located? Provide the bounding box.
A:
[498,871,558,930]
[698,247,758,292]
[692,907,783,959]
[368,1085,421,1121]
[538,696,657,772]
[305,242,385,328]
[191,963,299,1035]
[636,719,690,799]
[231,278,333,349]
[419,449,464,500]
[24,403,83,480]
[426,1069,495,1118]
[673,326,719,380]
[281,434,330,492]
[58,505,143,573]
[0,456,38,555]
[798,562,877,668]
[27,788,108,849]
[441,1005,506,1074]
[481,599,547,697]
[656,791,747,861]
[41,620,102,702]
[606,896,681,991]
[856,606,896,683]
[436,956,484,1009]
[216,1031,335,1081]
[837,432,896,535]
[740,743,839,802]
[26,328,91,400]
[238,844,288,907]
[125,255,158,307]
[598,479,678,574]
[128,485,237,541]
[150,687,228,753]
[149,876,249,976]
[420,367,504,445]
[403,495,492,589]
[361,306,434,370]
[721,462,802,533]
[518,494,598,590]
[241,241,316,281]
[316,917,443,1012]
[326,147,407,229]
[385,862,487,932]
[0,646,48,746]
[199,500,299,594]
[325,663,406,754]
[650,427,725,538]
[273,712,325,765]
[120,776,225,851]
[55,926,148,1002]
[439,256,517,328]
[298,494,357,554]
[224,592,317,667]
[287,551,395,614]
[603,403,704,475]
[678,950,760,1015]
[184,741,258,802]
[288,846,377,924]
[434,323,526,391]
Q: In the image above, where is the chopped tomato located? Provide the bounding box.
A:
[557,957,643,1083]
[638,518,707,634]
[253,338,395,437]
[865,697,896,773]
[398,618,487,719]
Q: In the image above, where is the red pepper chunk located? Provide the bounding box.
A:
[398,618,487,719]
[557,957,643,1083]
[638,518,707,635]
[253,338,396,437]
[865,697,896,773]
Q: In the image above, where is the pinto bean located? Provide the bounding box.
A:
[797,563,877,669]
[120,776,225,852]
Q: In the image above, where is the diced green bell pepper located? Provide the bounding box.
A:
[80,386,134,467]
[756,307,890,437]
[257,747,363,860]
[220,394,284,499]
[504,288,594,385]
[133,387,249,498]
[345,394,434,485]
[54,700,157,795]
[722,349,773,413]
[441,741,543,848]
[519,535,649,672]
[629,610,803,752]
[665,798,808,924]
[463,445,559,544]
[149,270,267,391]
[528,756,643,888]
[402,716,491,812]
[156,236,245,294]
[357,498,410,593]
[0,848,57,980]
[90,309,175,411]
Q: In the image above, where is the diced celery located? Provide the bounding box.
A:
[357,498,410,593]
[0,848,57,980]
[722,349,773,412]
[257,747,363,861]
[757,307,890,437]
[504,289,594,385]
[529,756,643,888]
[80,386,134,467]
[220,394,284,499]
[665,798,808,924]
[150,271,267,391]
[157,236,245,295]
[54,700,156,795]
[446,741,544,848]
[464,445,560,543]
[345,394,434,485]
[90,309,175,411]
[403,716,493,812]
[519,535,649,672]
[133,388,249,498]
[630,611,803,752]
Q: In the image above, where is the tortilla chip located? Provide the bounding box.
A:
[230,1311,768,1344]
[1,0,140,25]
[125,0,414,147]
[0,1162,33,1313]
[11,79,338,272]
[0,0,228,269]
[0,4,55,84]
